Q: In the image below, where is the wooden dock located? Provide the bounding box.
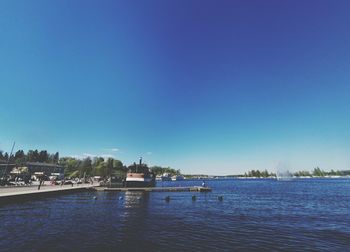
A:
[0,184,96,203]
[98,186,212,192]
[0,185,212,204]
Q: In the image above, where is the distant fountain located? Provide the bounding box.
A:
[275,162,294,181]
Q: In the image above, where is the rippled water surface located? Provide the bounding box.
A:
[1,179,350,251]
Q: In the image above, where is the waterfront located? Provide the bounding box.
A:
[1,178,350,251]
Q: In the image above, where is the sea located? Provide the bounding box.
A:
[1,178,350,251]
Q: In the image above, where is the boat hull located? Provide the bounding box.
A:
[125,180,155,187]
[125,161,156,188]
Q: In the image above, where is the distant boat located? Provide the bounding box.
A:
[125,158,156,187]
[171,175,185,181]
[161,173,172,181]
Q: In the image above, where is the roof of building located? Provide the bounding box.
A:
[26,162,63,168]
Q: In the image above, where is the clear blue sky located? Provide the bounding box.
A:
[1,0,349,175]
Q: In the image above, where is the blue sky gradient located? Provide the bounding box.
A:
[1,0,349,174]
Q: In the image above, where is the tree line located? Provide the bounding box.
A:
[293,167,350,177]
[239,167,350,178]
[0,149,181,178]
[242,169,275,178]
[59,156,126,178]
[0,150,59,164]
[149,166,181,176]
[5,150,346,178]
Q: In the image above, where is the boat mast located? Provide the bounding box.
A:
[137,157,142,173]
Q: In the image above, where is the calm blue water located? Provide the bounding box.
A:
[1,179,350,251]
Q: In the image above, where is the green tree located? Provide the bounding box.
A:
[3,152,9,162]
[80,157,92,176]
[59,157,81,177]
[106,158,114,177]
[294,170,311,177]
[27,150,39,162]
[92,157,105,176]
[261,170,269,178]
[53,152,59,164]
[95,161,107,177]
[112,159,125,177]
[313,167,324,177]
[38,150,48,163]
[14,150,26,165]
[150,166,181,176]
[150,166,163,175]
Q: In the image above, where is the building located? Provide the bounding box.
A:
[0,162,64,180]
[26,162,64,179]
[0,163,16,177]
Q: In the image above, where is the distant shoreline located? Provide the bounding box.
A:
[180,176,350,180]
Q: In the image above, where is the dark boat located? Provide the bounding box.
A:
[125,158,156,187]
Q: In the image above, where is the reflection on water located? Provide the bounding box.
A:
[123,191,150,209]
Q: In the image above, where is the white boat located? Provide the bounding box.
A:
[171,175,185,181]
[125,158,156,187]
[161,173,172,181]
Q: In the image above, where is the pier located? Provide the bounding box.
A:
[0,184,96,203]
[98,186,212,192]
[0,185,212,204]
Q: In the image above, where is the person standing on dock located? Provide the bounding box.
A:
[38,176,44,190]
